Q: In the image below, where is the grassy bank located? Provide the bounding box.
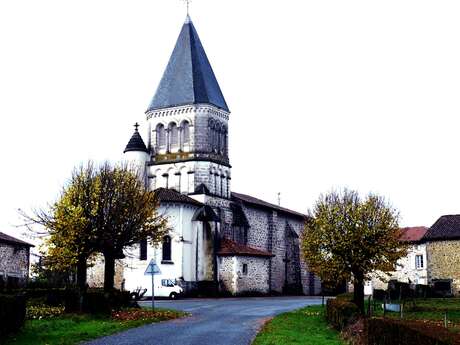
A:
[3,308,187,345]
[252,305,343,345]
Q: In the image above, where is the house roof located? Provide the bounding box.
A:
[399,226,428,243]
[146,15,229,113]
[231,192,307,219]
[0,232,34,247]
[424,215,460,241]
[154,188,203,207]
[124,126,149,153]
[217,238,274,258]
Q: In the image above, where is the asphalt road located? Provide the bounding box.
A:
[83,296,322,345]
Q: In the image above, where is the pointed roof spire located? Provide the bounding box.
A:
[146,17,230,113]
[124,123,149,153]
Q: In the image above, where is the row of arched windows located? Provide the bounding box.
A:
[150,167,193,194]
[155,120,190,152]
[208,119,228,155]
[210,169,230,198]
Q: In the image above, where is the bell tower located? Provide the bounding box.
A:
[144,15,231,198]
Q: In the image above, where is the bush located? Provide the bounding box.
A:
[82,289,133,315]
[365,318,460,345]
[0,294,26,338]
[326,298,360,331]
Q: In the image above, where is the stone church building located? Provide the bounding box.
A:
[113,15,320,296]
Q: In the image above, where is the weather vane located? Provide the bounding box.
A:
[182,0,191,16]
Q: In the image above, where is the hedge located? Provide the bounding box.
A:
[82,289,133,315]
[0,294,26,339]
[326,298,360,331]
[366,318,460,345]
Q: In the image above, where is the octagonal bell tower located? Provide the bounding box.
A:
[145,15,231,199]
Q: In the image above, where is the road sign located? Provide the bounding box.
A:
[144,259,161,275]
[144,259,161,311]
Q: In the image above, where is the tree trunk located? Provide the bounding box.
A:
[103,254,115,292]
[353,271,365,315]
[76,257,87,291]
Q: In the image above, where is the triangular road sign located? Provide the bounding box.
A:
[144,259,161,275]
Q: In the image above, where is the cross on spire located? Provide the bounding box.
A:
[182,0,191,16]
[134,122,139,131]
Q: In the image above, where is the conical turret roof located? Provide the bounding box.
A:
[124,124,149,153]
[146,16,229,113]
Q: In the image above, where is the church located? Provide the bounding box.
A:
[116,15,321,296]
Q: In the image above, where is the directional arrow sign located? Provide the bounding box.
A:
[144,259,161,276]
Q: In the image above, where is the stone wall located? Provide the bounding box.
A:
[427,240,460,295]
[218,255,270,294]
[87,256,125,290]
[0,243,30,286]
[218,256,236,294]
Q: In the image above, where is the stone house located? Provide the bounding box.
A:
[424,215,460,296]
[367,227,428,293]
[87,14,322,296]
[0,232,34,289]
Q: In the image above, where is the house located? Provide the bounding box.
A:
[87,14,322,296]
[367,226,428,293]
[0,232,34,289]
[424,215,460,296]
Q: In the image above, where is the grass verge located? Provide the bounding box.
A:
[2,308,187,345]
[252,304,343,345]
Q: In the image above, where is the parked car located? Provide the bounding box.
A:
[154,279,183,299]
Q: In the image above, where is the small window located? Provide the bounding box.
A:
[242,264,248,275]
[162,235,172,261]
[139,239,147,261]
[415,255,424,269]
[161,279,175,287]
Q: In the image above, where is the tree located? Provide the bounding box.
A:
[91,163,168,291]
[21,163,99,289]
[22,161,168,292]
[301,189,407,314]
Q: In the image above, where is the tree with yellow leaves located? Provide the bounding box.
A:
[301,189,407,314]
[24,162,168,292]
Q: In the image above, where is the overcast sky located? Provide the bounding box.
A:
[1,0,460,242]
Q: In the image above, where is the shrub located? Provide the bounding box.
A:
[0,294,26,338]
[326,298,360,331]
[82,289,133,315]
[365,318,460,345]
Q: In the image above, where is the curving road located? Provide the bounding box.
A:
[83,296,322,345]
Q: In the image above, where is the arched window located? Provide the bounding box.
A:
[181,121,190,147]
[156,124,166,149]
[162,235,172,262]
[169,123,179,148]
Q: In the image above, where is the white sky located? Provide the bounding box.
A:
[1,0,460,242]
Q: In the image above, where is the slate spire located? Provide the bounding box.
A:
[146,16,229,113]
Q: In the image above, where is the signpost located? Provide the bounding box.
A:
[144,259,161,311]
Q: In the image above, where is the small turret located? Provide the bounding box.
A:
[123,123,150,178]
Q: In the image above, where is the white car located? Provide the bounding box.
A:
[153,279,183,299]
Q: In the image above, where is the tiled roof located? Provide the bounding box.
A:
[0,232,34,247]
[146,16,229,113]
[124,127,149,153]
[217,238,274,257]
[231,192,307,219]
[154,188,203,207]
[399,226,428,243]
[424,215,460,241]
